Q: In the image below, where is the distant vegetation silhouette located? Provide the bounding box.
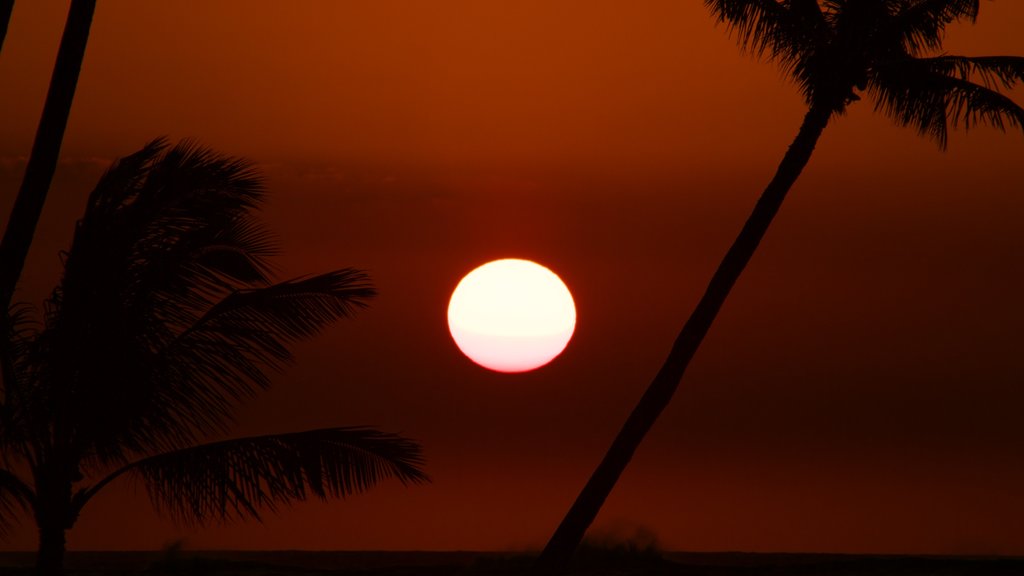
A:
[0,139,428,576]
[535,1,1024,573]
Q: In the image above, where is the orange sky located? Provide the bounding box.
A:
[2,0,1024,555]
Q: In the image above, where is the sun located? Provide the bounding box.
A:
[447,259,576,373]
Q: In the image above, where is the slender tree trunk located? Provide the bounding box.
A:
[0,1,14,54]
[533,104,834,575]
[0,0,95,311]
[35,520,67,576]
[33,465,74,576]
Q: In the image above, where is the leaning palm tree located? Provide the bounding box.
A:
[0,0,96,312]
[534,1,1024,572]
[0,139,429,576]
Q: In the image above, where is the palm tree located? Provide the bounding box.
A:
[0,139,429,576]
[534,1,1024,573]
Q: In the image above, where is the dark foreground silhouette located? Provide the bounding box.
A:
[534,2,1024,572]
[0,140,428,575]
[2,549,1023,576]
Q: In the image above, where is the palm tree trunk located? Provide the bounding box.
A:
[0,1,14,54]
[35,520,67,576]
[533,103,834,575]
[0,0,95,311]
[33,467,73,576]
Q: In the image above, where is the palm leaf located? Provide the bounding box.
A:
[67,139,270,331]
[124,269,377,449]
[0,468,34,536]
[189,268,376,347]
[63,268,376,470]
[83,138,167,219]
[0,303,43,458]
[893,0,980,54]
[79,428,427,525]
[912,55,1024,90]
[39,141,272,460]
[705,0,791,57]
[872,56,1024,148]
[704,0,828,104]
[36,141,374,466]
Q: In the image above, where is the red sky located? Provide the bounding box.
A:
[2,0,1024,555]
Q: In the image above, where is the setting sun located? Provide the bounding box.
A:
[447,259,576,373]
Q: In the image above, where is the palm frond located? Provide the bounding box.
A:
[190,217,278,288]
[66,139,269,317]
[0,468,34,536]
[44,139,270,362]
[705,0,827,59]
[34,141,374,466]
[189,268,376,347]
[83,138,168,220]
[705,0,789,57]
[704,0,829,104]
[87,140,269,321]
[912,55,1024,90]
[3,302,37,364]
[1,303,35,406]
[83,428,427,525]
[872,56,1024,148]
[0,303,41,457]
[61,268,378,468]
[133,269,377,444]
[893,0,980,54]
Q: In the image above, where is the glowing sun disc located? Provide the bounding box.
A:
[447,259,576,373]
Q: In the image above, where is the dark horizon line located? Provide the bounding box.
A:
[1,549,1022,558]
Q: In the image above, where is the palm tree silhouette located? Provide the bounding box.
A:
[0,139,429,575]
[535,1,1024,572]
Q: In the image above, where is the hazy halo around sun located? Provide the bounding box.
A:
[447,258,576,373]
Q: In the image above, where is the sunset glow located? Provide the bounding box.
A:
[2,0,1023,558]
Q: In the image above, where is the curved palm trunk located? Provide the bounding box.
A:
[0,1,14,54]
[0,0,95,311]
[533,104,833,575]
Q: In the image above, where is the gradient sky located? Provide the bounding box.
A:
[2,0,1024,555]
